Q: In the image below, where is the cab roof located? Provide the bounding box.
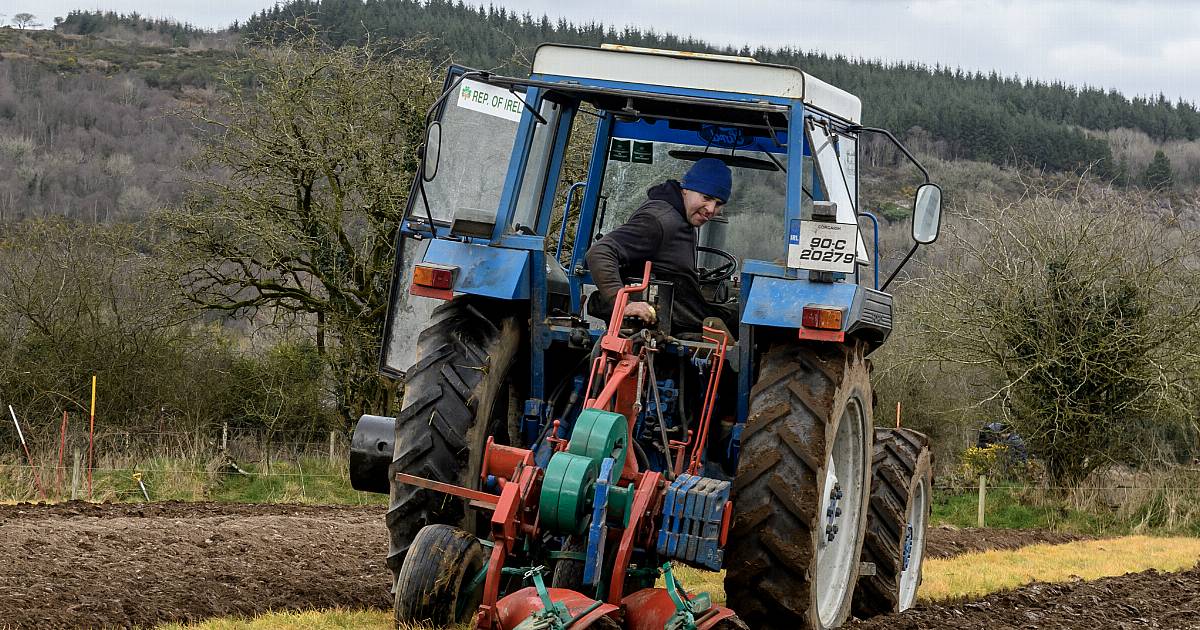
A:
[531,44,862,124]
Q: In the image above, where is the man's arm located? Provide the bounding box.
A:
[585,210,664,303]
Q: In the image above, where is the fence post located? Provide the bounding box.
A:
[329,431,337,465]
[71,450,82,500]
[221,423,228,451]
[977,474,987,528]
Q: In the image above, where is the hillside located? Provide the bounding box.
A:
[0,24,235,221]
[242,0,1200,187]
[1,3,1197,227]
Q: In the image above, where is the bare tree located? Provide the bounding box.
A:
[161,32,440,425]
[909,178,1200,483]
[12,13,40,30]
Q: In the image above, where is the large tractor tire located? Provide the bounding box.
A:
[852,427,932,618]
[386,297,522,582]
[725,341,873,630]
[394,524,487,625]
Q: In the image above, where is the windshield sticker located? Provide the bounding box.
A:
[610,139,631,161]
[631,141,654,164]
[456,78,524,122]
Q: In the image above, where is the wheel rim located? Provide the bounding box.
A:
[897,473,929,610]
[815,397,868,627]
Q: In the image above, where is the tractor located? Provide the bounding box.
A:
[350,43,941,630]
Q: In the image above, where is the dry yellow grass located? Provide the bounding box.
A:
[156,608,394,630]
[919,535,1200,601]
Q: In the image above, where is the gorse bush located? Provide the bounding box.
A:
[909,179,1200,483]
[0,220,334,450]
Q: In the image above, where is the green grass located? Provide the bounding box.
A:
[932,486,1105,531]
[0,456,386,506]
[931,484,1200,536]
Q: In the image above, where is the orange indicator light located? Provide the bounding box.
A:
[413,264,455,289]
[801,305,844,330]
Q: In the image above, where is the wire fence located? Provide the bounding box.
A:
[0,424,372,503]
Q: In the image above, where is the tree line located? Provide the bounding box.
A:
[241,0,1200,185]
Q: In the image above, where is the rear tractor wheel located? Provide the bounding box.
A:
[852,427,932,617]
[386,297,522,593]
[725,342,873,630]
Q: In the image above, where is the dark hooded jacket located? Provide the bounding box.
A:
[585,180,731,333]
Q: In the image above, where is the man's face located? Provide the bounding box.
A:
[682,189,725,227]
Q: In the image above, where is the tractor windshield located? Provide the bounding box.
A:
[597,139,803,267]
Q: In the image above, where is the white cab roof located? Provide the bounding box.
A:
[532,44,862,124]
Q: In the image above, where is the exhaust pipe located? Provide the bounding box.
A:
[349,414,396,494]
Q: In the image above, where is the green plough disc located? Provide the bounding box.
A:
[568,408,628,474]
[540,451,598,534]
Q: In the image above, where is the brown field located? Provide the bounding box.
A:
[0,502,1197,629]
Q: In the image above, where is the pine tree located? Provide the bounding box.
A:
[1142,150,1174,190]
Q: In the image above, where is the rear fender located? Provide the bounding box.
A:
[421,239,531,300]
[741,272,892,351]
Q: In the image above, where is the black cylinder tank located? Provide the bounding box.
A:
[349,414,396,494]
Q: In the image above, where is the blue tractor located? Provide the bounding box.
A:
[350,44,941,630]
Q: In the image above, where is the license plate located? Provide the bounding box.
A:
[787,220,859,273]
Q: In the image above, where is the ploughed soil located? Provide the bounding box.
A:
[0,501,1193,629]
[923,524,1093,559]
[849,565,1200,629]
[0,501,391,629]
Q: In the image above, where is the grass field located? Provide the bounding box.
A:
[159,535,1200,630]
[0,456,386,506]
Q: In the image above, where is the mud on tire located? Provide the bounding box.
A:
[852,427,932,617]
[386,297,522,580]
[394,524,486,625]
[725,342,873,630]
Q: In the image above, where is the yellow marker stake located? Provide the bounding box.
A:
[88,375,97,499]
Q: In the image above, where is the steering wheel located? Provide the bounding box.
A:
[697,246,738,284]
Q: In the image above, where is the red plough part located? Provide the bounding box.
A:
[396,263,743,630]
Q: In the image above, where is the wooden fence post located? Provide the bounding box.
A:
[329,431,336,465]
[71,450,82,500]
[221,423,228,451]
[977,474,987,528]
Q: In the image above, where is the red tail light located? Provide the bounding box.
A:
[413,264,456,289]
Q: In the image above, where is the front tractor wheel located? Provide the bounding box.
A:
[385,297,522,590]
[852,427,932,617]
[725,342,873,630]
[394,524,487,625]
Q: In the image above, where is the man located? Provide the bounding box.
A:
[586,157,737,334]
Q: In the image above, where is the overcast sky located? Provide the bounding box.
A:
[10,0,1200,104]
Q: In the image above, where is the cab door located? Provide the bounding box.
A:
[379,67,525,377]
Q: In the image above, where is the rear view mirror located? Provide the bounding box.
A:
[912,183,942,244]
[422,121,442,183]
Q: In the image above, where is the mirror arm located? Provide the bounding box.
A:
[853,125,930,183]
[880,242,919,292]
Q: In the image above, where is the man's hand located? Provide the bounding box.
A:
[623,301,657,323]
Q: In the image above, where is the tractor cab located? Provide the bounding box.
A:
[353,43,943,630]
[381,44,938,376]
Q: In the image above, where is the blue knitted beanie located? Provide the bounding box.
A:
[681,157,732,203]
